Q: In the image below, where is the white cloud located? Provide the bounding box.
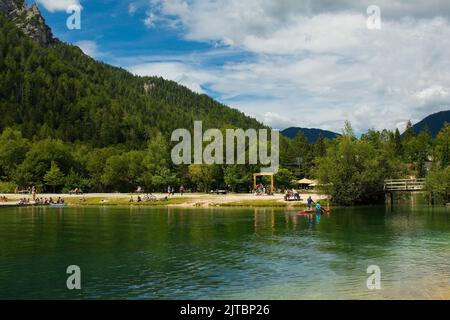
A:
[415,85,450,101]
[75,40,103,59]
[143,12,157,27]
[133,1,450,132]
[128,62,209,93]
[128,3,138,15]
[260,112,297,130]
[37,0,81,12]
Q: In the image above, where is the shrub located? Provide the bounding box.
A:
[0,181,18,193]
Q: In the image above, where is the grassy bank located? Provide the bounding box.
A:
[212,200,308,208]
[63,198,309,208]
[0,192,328,208]
[63,197,194,207]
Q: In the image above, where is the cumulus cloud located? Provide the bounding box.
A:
[133,0,450,132]
[37,0,81,12]
[128,3,138,15]
[128,62,210,93]
[75,40,104,59]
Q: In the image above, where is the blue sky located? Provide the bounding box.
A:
[29,0,450,133]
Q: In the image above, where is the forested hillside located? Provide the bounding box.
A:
[0,7,268,194]
[409,110,450,137]
[0,14,263,148]
[281,127,339,143]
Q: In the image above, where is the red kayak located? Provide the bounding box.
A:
[296,210,313,215]
[296,208,330,215]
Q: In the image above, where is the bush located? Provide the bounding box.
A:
[0,181,18,193]
[425,167,450,205]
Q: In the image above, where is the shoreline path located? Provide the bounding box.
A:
[0,192,327,207]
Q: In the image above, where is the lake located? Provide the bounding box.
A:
[0,205,449,299]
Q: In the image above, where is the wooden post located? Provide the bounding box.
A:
[386,192,394,207]
[271,175,274,194]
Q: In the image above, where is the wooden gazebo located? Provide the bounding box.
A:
[253,172,274,194]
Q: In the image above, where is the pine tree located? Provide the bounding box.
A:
[394,128,403,155]
[315,135,326,157]
[44,161,65,192]
[403,120,414,141]
[442,141,450,169]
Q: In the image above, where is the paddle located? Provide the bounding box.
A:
[311,199,327,214]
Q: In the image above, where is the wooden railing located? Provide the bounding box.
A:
[384,179,425,191]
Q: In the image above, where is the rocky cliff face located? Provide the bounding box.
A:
[0,0,19,15]
[0,0,54,46]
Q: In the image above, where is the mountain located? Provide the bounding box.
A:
[281,127,340,142]
[410,110,450,137]
[0,0,54,46]
[0,0,264,149]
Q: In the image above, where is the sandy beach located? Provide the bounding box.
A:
[0,192,328,208]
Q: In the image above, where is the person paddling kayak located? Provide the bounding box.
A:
[307,196,313,211]
[315,201,327,215]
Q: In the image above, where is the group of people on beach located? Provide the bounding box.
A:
[284,189,301,201]
[18,197,65,205]
[0,196,8,202]
[15,186,37,200]
[18,198,32,205]
[254,184,269,195]
[69,188,83,195]
[167,185,185,196]
[129,195,143,202]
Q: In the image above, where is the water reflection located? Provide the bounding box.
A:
[0,205,448,299]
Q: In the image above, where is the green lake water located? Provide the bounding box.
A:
[0,205,449,299]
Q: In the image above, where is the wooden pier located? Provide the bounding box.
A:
[384,178,425,192]
[384,178,427,205]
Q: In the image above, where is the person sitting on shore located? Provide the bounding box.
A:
[292,189,300,200]
[285,189,294,201]
[137,196,142,202]
[254,184,264,196]
[180,185,185,196]
[19,198,30,204]
[129,196,134,203]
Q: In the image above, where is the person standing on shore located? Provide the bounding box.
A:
[179,185,184,196]
[31,186,36,202]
